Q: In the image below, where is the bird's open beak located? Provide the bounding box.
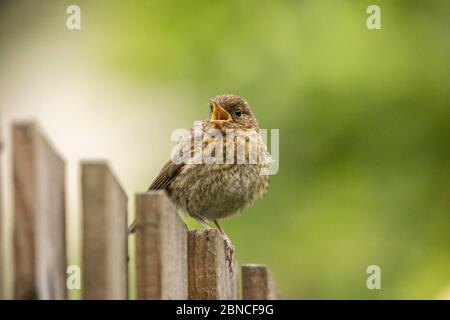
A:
[211,101,232,124]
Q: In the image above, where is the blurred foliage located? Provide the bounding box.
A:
[2,0,449,299]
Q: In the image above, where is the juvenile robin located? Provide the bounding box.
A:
[130,94,271,253]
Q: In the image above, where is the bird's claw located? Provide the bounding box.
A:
[225,238,235,271]
[128,220,137,235]
[212,220,235,272]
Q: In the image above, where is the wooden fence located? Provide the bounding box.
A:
[0,121,278,300]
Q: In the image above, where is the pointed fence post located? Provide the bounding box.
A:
[81,162,128,299]
[242,264,278,300]
[188,229,238,300]
[12,122,67,299]
[135,191,188,300]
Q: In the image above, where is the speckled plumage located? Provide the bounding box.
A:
[149,94,271,224]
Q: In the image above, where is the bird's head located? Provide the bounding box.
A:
[208,94,258,130]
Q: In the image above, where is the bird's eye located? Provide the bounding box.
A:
[233,108,242,117]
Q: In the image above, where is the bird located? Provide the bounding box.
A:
[130,94,271,256]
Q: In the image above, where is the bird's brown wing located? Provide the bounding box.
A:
[129,161,183,234]
[148,160,183,191]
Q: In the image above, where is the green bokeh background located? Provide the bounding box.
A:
[1,0,449,299]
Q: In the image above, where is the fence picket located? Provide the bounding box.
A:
[188,229,238,300]
[81,162,128,299]
[12,123,67,299]
[242,264,278,300]
[135,191,188,299]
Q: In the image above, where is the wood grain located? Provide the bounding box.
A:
[135,191,188,299]
[242,264,278,300]
[81,162,128,299]
[12,123,67,299]
[188,229,238,300]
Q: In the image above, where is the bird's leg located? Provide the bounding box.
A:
[128,220,137,235]
[213,220,235,270]
[213,220,228,238]
[193,215,212,230]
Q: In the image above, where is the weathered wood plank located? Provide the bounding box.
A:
[242,264,278,300]
[188,229,238,300]
[81,162,128,300]
[135,191,188,299]
[12,122,67,300]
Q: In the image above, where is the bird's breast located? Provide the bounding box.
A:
[169,163,269,220]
